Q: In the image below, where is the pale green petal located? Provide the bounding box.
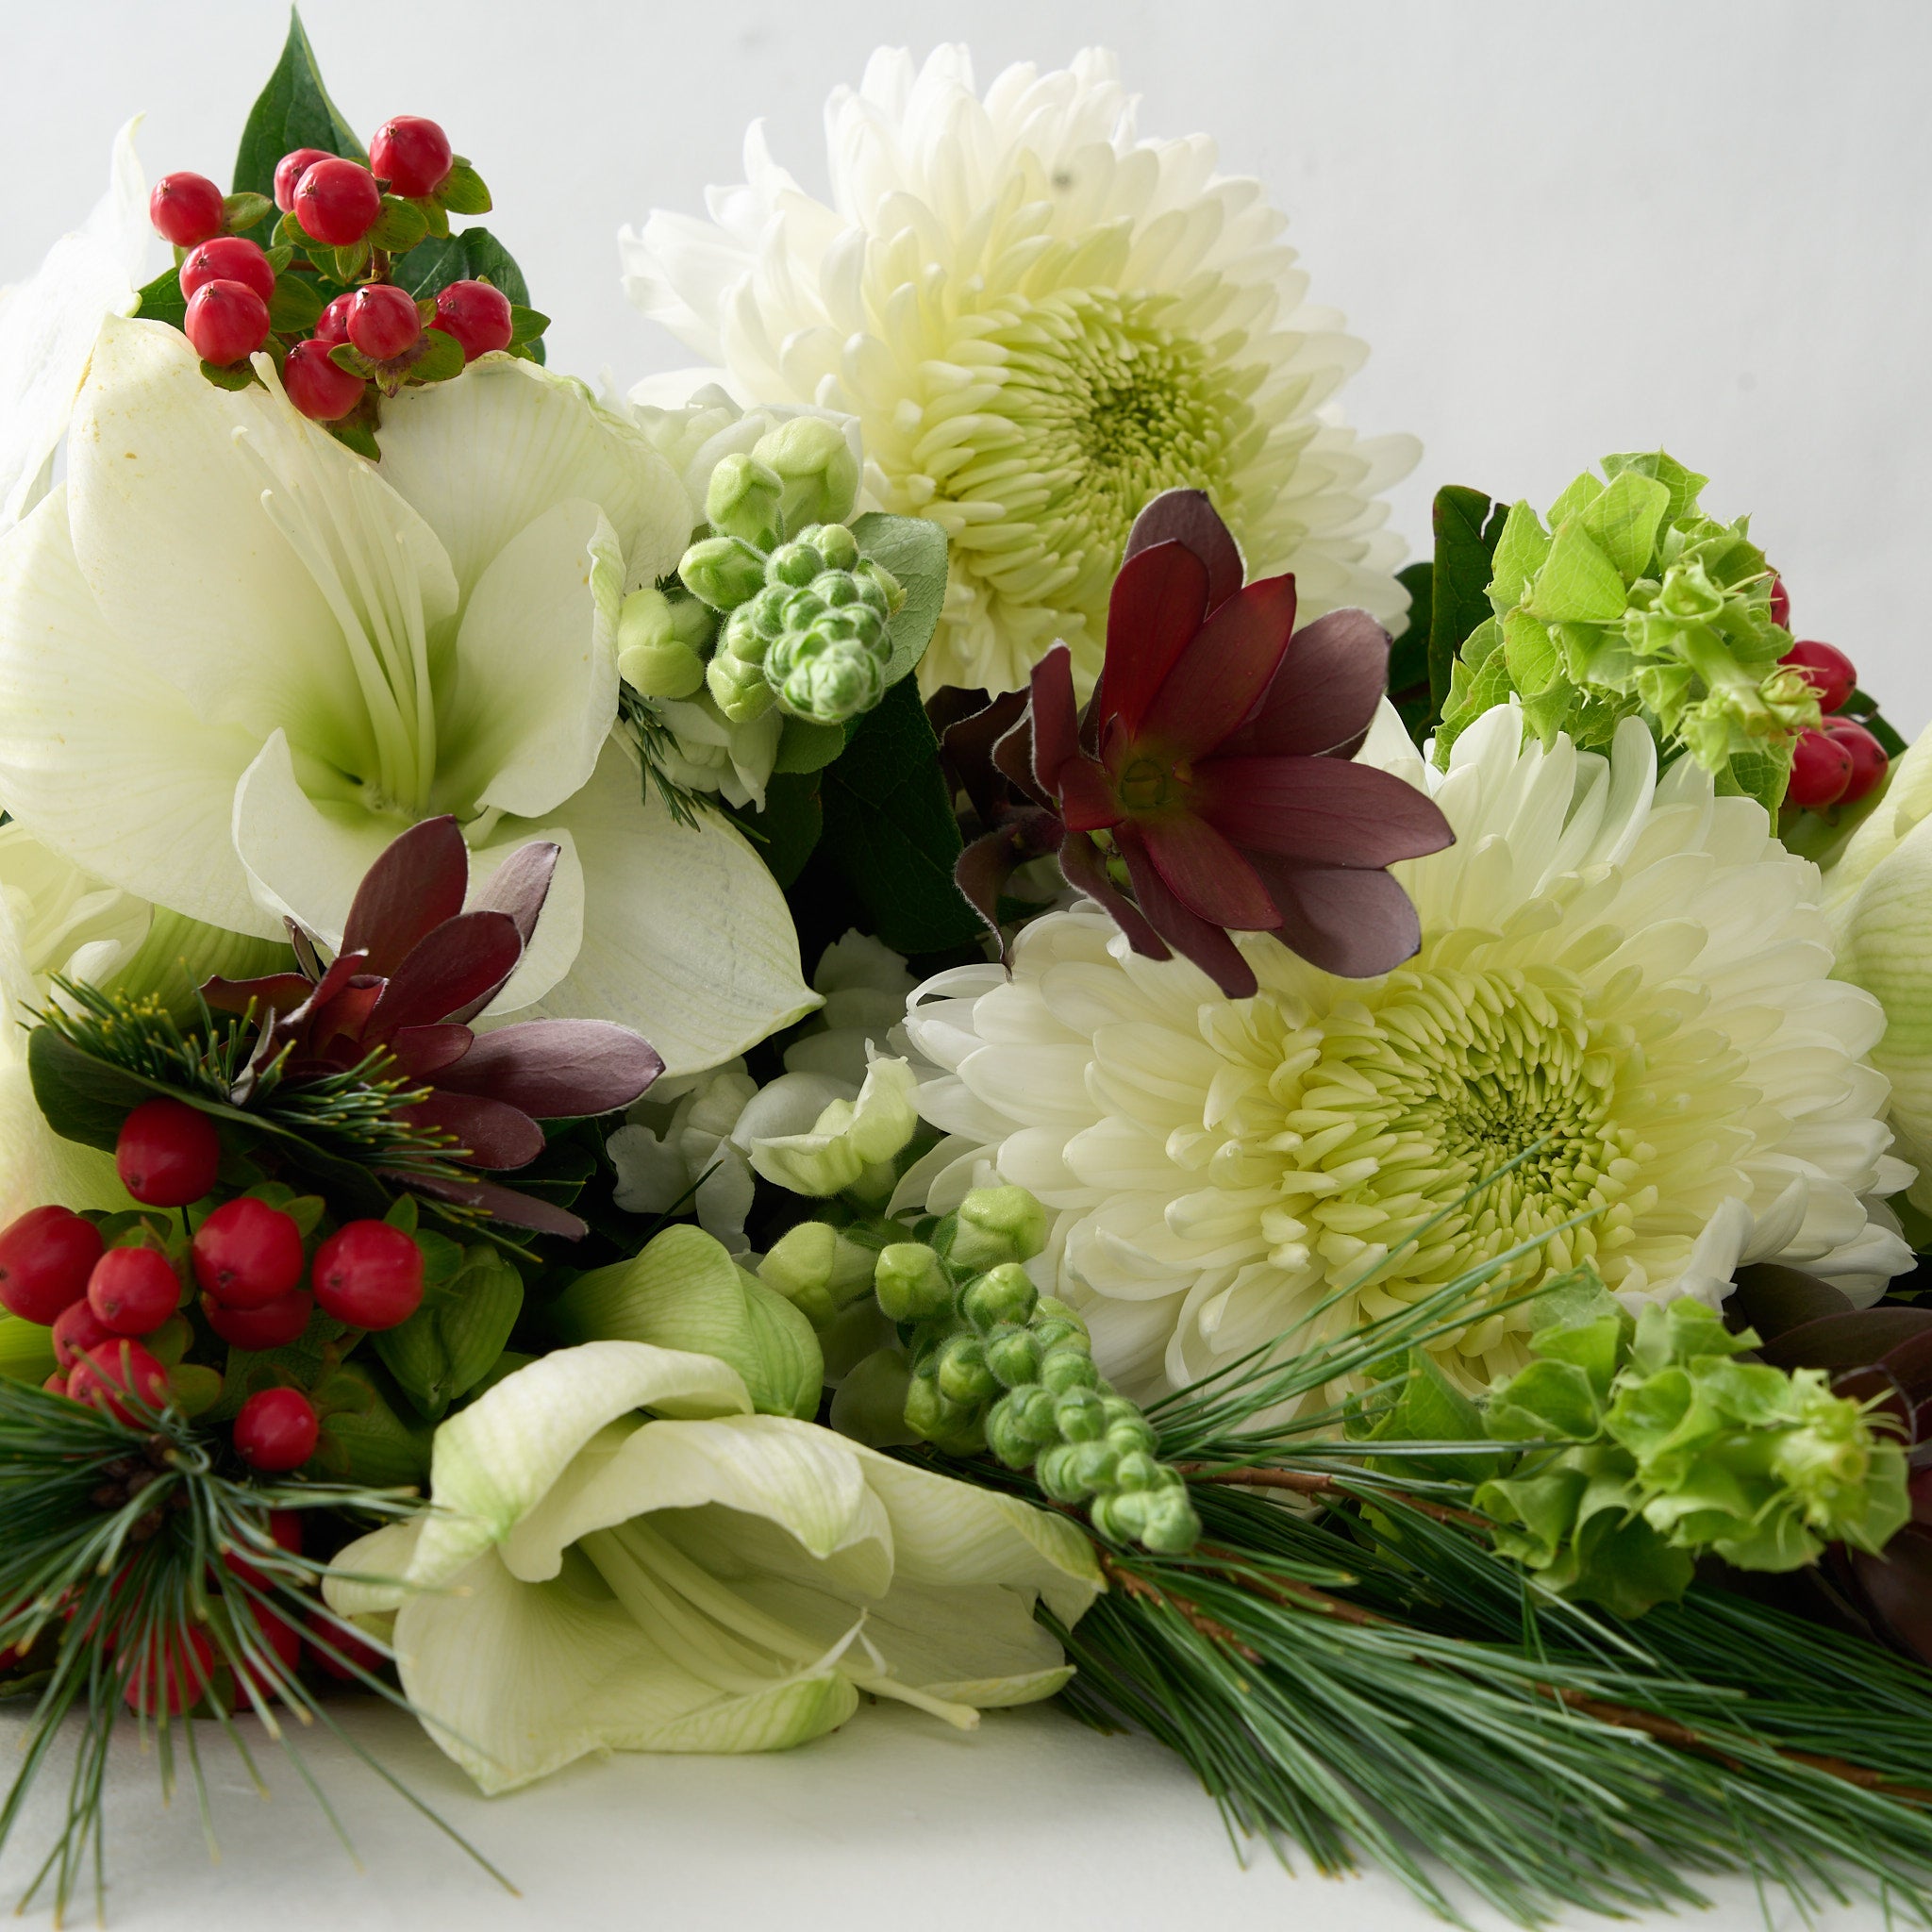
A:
[0,120,149,530]
[1843,815,1932,1154]
[433,498,622,822]
[321,1519,422,1619]
[230,730,408,949]
[387,1545,854,1793]
[500,1414,881,1586]
[0,488,277,937]
[377,356,692,602]
[508,739,819,1073]
[466,827,585,1018]
[749,1055,919,1195]
[410,1342,753,1588]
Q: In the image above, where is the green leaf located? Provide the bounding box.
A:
[409,194,451,240]
[407,327,466,386]
[391,229,542,363]
[328,417,381,461]
[1426,486,1508,724]
[309,1360,432,1485]
[266,273,325,334]
[132,265,187,334]
[328,240,371,286]
[435,159,492,216]
[816,677,980,954]
[773,716,846,775]
[1352,1347,1496,1483]
[376,1244,525,1422]
[736,771,824,889]
[1387,560,1434,735]
[507,304,549,347]
[198,359,258,393]
[230,9,367,204]
[368,194,429,254]
[850,511,949,686]
[221,191,274,234]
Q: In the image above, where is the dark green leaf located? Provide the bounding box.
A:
[368,195,429,255]
[507,303,549,347]
[1843,690,1908,758]
[230,10,367,204]
[329,240,371,285]
[737,771,824,888]
[1427,485,1508,724]
[773,715,846,774]
[407,327,466,385]
[132,266,186,333]
[409,194,450,240]
[327,341,375,378]
[435,160,492,216]
[851,511,949,686]
[376,1244,524,1421]
[328,417,381,460]
[221,191,274,234]
[391,229,542,363]
[816,677,979,953]
[1388,559,1434,738]
[199,359,258,392]
[266,273,325,334]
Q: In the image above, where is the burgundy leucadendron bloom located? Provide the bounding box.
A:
[202,816,663,1236]
[954,491,1453,999]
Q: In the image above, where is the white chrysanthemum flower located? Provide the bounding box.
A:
[904,705,1914,1401]
[621,46,1417,697]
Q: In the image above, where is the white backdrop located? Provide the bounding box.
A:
[3,0,1927,727]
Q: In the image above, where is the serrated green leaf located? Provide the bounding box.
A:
[368,194,428,254]
[850,510,949,686]
[435,159,492,216]
[231,10,367,204]
[267,274,325,334]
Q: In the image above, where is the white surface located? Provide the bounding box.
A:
[2,1,1929,730]
[0,1696,1891,1931]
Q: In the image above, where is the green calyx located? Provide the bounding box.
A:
[1437,451,1814,812]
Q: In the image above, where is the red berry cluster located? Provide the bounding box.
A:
[1773,582,1890,812]
[145,112,535,445]
[0,1095,426,1476]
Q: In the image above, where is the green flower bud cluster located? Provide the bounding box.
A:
[700,525,905,726]
[871,1185,1200,1555]
[1438,451,1815,814]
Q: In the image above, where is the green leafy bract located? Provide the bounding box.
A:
[849,511,949,687]
[231,9,367,205]
[1437,452,1814,812]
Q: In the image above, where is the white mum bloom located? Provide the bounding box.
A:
[905,705,1914,1401]
[621,46,1416,697]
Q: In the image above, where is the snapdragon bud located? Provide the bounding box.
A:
[679,534,768,611]
[754,417,860,531]
[617,586,707,699]
[961,1261,1038,1333]
[874,1241,952,1323]
[949,1186,1051,1272]
[708,649,777,723]
[758,1220,876,1329]
[707,451,786,549]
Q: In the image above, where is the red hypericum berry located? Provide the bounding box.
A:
[149,171,225,247]
[1781,638,1858,715]
[225,1508,303,1591]
[432,279,512,362]
[312,291,356,346]
[345,283,422,362]
[311,1222,424,1331]
[308,1614,386,1682]
[42,1372,68,1398]
[233,1387,319,1472]
[87,1247,181,1338]
[52,1297,111,1371]
[201,1288,314,1352]
[370,116,453,198]
[0,1205,104,1324]
[178,235,275,305]
[184,281,272,368]
[1769,575,1790,630]
[282,340,367,424]
[69,1338,170,1424]
[1788,727,1856,811]
[1826,717,1890,805]
[124,1623,215,1717]
[116,1098,221,1208]
[292,158,381,246]
[192,1198,306,1309]
[274,146,335,213]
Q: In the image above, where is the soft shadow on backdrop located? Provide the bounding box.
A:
[3,0,1925,726]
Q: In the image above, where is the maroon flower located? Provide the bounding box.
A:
[202,816,663,1236]
[954,491,1453,999]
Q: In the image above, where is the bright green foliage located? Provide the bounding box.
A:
[1437,452,1815,811]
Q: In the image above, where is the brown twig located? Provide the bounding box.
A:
[1097,1551,1261,1660]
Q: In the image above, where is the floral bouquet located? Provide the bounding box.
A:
[5,16,1932,1926]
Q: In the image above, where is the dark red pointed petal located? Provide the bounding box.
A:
[1057,757,1124,832]
[1029,644,1081,793]
[1217,608,1392,759]
[436,1020,663,1117]
[1140,574,1298,758]
[342,817,470,978]
[386,1024,475,1079]
[991,712,1052,811]
[1102,542,1211,741]
[387,1171,587,1240]
[308,982,383,1057]
[400,1091,547,1170]
[287,920,325,980]
[958,811,1065,946]
[1112,824,1257,997]
[942,690,1031,822]
[1058,830,1172,963]
[1134,811,1279,930]
[1242,856,1423,978]
[200,974,319,1020]
[370,911,524,1035]
[1190,758,1454,868]
[470,841,559,949]
[1124,490,1244,611]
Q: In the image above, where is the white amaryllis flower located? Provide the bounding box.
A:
[905,705,1913,1401]
[621,46,1416,698]
[0,317,817,1074]
[325,1341,1099,1791]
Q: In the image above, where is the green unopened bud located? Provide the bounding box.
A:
[758,1220,876,1330]
[774,636,887,725]
[984,1325,1042,1389]
[753,419,860,532]
[1054,1387,1108,1442]
[665,590,718,652]
[1036,1441,1091,1504]
[904,1366,943,1440]
[790,522,860,573]
[874,1241,952,1323]
[1106,1412,1158,1457]
[1137,1484,1203,1556]
[708,650,777,723]
[949,1187,1051,1272]
[706,451,785,548]
[987,1385,1060,1466]
[1110,1449,1163,1492]
[936,1334,998,1405]
[679,534,768,611]
[857,556,904,615]
[616,587,707,699]
[827,1345,918,1448]
[961,1261,1038,1333]
[1041,1346,1098,1394]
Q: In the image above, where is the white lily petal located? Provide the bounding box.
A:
[0,489,275,937]
[388,1544,855,1793]
[376,355,692,599]
[0,119,149,530]
[513,739,819,1073]
[231,730,410,948]
[434,498,621,822]
[411,1341,753,1588]
[321,1519,421,1620]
